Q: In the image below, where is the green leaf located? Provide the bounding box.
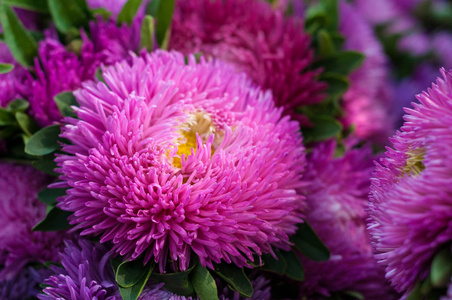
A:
[342,290,364,300]
[33,206,72,231]
[15,112,37,136]
[190,263,218,300]
[116,258,151,288]
[319,73,349,97]
[32,154,58,176]
[0,107,16,125]
[260,252,286,275]
[148,0,174,49]
[90,7,112,19]
[38,188,67,206]
[1,0,49,13]
[54,91,78,118]
[406,281,424,300]
[7,98,29,113]
[213,263,253,298]
[140,15,154,52]
[281,251,304,281]
[302,115,342,143]
[25,125,61,156]
[318,29,336,57]
[117,0,144,25]
[431,248,452,288]
[95,67,106,83]
[290,222,330,262]
[152,263,196,297]
[314,51,365,76]
[119,262,154,300]
[0,63,14,73]
[0,4,38,66]
[47,0,90,33]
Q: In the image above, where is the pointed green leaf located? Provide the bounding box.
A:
[0,107,16,125]
[7,98,29,112]
[281,250,304,281]
[152,263,196,296]
[25,125,61,156]
[32,154,58,176]
[431,248,452,288]
[116,258,151,288]
[260,252,286,275]
[302,115,342,143]
[54,91,78,118]
[117,0,144,25]
[38,188,67,206]
[319,73,350,97]
[148,0,174,49]
[47,0,90,33]
[33,206,72,231]
[291,222,330,262]
[313,51,365,76]
[190,264,218,300]
[1,0,49,13]
[0,4,38,66]
[15,112,37,136]
[406,281,424,300]
[119,262,153,300]
[213,263,253,298]
[140,15,154,52]
[90,7,112,19]
[343,290,364,300]
[318,29,336,57]
[0,63,14,73]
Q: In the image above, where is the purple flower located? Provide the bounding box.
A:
[0,267,51,299]
[28,18,140,127]
[368,68,452,297]
[0,162,66,280]
[55,50,306,272]
[339,2,395,144]
[299,141,396,299]
[169,0,326,123]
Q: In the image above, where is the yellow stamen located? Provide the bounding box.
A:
[402,148,425,176]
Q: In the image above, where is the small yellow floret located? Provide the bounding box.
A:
[402,148,425,176]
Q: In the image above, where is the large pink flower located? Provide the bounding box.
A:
[55,50,306,272]
[368,68,452,297]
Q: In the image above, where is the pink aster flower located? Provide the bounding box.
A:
[339,2,395,144]
[169,0,326,122]
[0,162,66,280]
[299,141,396,299]
[368,68,452,297]
[55,50,306,272]
[28,18,140,127]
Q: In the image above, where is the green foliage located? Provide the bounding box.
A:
[1,0,49,13]
[191,263,219,300]
[146,0,174,49]
[54,91,79,118]
[25,125,61,156]
[33,206,72,231]
[290,222,330,262]
[47,0,91,34]
[119,263,154,300]
[118,0,144,25]
[0,63,14,74]
[213,263,253,298]
[32,154,58,176]
[112,256,154,300]
[38,187,67,206]
[431,248,452,288]
[0,3,38,66]
[152,263,196,296]
[140,15,154,52]
[259,250,304,281]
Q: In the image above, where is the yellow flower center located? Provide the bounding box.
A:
[402,148,425,176]
[170,112,218,168]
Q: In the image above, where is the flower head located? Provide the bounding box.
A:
[368,68,452,296]
[0,162,66,280]
[299,141,396,299]
[339,2,395,144]
[56,50,306,272]
[0,267,51,300]
[170,0,325,121]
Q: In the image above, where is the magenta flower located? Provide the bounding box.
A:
[368,68,452,297]
[299,141,396,299]
[0,162,66,280]
[339,2,395,144]
[169,0,325,121]
[28,18,140,127]
[55,50,306,272]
